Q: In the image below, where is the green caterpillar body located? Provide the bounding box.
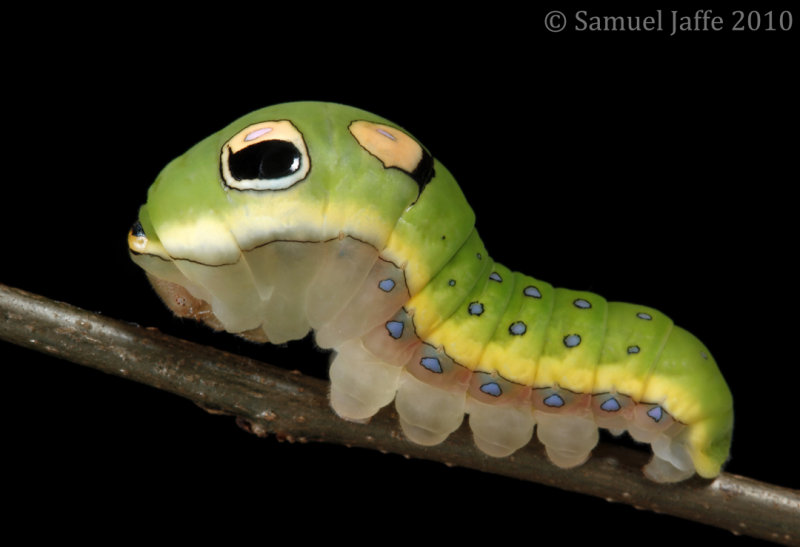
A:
[129,101,733,482]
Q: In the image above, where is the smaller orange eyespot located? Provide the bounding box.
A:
[349,120,424,175]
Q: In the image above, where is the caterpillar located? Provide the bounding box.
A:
[128,101,733,483]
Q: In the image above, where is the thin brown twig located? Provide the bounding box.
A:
[1,282,798,545]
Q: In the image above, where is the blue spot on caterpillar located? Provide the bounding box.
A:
[386,321,404,339]
[420,357,443,374]
[647,406,664,423]
[524,286,542,298]
[600,398,621,412]
[544,394,565,408]
[480,382,503,397]
[379,279,396,292]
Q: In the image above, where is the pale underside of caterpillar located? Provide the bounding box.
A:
[128,101,733,483]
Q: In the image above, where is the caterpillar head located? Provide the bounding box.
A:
[128,102,441,265]
[129,102,474,296]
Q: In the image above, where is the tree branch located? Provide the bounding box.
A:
[1,282,797,545]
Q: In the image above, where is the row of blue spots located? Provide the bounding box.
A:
[480,382,502,397]
[542,393,664,422]
[627,311,649,358]
[510,289,537,343]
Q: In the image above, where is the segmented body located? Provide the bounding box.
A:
[129,102,733,482]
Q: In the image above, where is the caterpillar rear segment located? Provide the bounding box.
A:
[129,102,732,482]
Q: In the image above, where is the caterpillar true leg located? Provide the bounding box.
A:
[244,241,323,343]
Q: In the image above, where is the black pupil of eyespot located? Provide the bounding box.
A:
[229,140,301,180]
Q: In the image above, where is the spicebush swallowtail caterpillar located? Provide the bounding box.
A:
[128,101,733,483]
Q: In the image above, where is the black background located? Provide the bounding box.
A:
[2,6,796,544]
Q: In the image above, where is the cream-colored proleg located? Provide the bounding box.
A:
[395,370,467,446]
[329,338,404,422]
[244,241,325,343]
[644,425,695,482]
[467,397,536,457]
[535,411,599,468]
